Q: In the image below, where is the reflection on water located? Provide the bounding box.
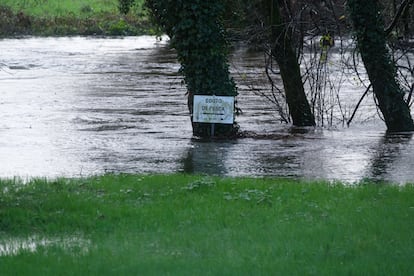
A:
[368,133,414,182]
[181,140,238,175]
[0,36,414,183]
[0,235,91,256]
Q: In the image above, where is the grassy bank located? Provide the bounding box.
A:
[0,0,154,37]
[1,174,414,274]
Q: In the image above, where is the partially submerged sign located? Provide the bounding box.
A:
[193,95,234,124]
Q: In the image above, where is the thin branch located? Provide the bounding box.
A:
[347,83,372,127]
[408,84,414,106]
[385,0,414,36]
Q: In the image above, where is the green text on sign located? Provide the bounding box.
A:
[193,95,235,124]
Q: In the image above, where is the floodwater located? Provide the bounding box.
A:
[0,234,91,256]
[0,36,413,183]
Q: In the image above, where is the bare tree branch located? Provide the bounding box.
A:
[385,0,414,36]
[347,84,372,127]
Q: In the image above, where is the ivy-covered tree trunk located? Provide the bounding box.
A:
[268,0,315,127]
[347,0,414,132]
[146,0,238,138]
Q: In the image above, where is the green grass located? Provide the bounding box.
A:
[1,0,146,18]
[0,0,151,36]
[1,0,116,17]
[1,174,414,275]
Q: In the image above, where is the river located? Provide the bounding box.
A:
[0,36,413,183]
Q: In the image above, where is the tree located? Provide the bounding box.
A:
[145,0,239,138]
[267,0,316,126]
[229,1,316,126]
[347,0,414,132]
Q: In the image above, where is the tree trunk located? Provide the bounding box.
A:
[347,0,414,132]
[269,0,316,127]
[146,0,239,138]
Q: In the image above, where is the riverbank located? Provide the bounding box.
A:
[0,0,155,37]
[1,174,413,274]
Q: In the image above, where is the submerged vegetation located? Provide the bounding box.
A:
[1,174,414,274]
[0,0,153,36]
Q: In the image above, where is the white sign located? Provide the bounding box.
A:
[193,95,234,124]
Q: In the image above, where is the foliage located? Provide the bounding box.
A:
[0,6,34,36]
[0,0,118,17]
[145,0,239,137]
[0,2,153,37]
[108,18,132,35]
[118,0,135,14]
[1,174,414,274]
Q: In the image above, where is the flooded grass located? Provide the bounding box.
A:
[1,174,414,274]
[0,235,91,256]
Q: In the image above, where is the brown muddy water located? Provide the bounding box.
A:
[0,36,413,183]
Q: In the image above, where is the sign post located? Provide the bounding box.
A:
[193,95,235,137]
